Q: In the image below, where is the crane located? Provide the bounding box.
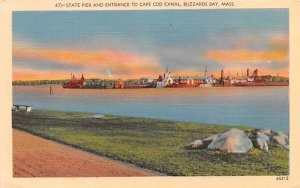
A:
[251,69,258,81]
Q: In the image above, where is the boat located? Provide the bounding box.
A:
[63,74,85,89]
[234,82,289,87]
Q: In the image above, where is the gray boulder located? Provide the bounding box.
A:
[278,132,289,140]
[207,129,253,153]
[284,145,289,150]
[186,140,206,149]
[272,133,289,146]
[257,132,269,141]
[186,134,218,149]
[258,129,272,135]
[255,132,269,152]
[204,134,219,142]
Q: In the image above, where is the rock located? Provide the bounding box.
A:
[284,145,289,150]
[257,132,269,141]
[272,135,285,145]
[284,144,290,150]
[278,132,289,139]
[186,134,219,149]
[246,131,254,138]
[271,130,279,135]
[255,132,269,152]
[272,133,288,146]
[258,129,272,135]
[186,140,205,149]
[186,136,216,149]
[207,128,253,153]
[272,130,288,136]
[204,134,219,142]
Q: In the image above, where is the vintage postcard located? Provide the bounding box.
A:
[1,0,300,187]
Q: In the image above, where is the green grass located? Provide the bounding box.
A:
[12,109,289,176]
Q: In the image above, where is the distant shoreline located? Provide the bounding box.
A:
[12,83,289,88]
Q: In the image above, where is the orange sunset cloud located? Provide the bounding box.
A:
[204,34,288,64]
[170,69,203,77]
[268,34,288,51]
[205,49,288,64]
[13,44,162,79]
[12,67,142,81]
[12,67,162,81]
[13,67,73,81]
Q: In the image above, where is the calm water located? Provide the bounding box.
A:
[13,86,289,132]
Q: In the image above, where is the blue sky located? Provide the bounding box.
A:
[13,9,289,80]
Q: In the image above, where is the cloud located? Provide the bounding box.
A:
[12,66,138,81]
[169,69,203,77]
[268,34,288,51]
[13,67,73,81]
[204,34,288,65]
[205,49,288,64]
[13,43,162,79]
[13,32,289,81]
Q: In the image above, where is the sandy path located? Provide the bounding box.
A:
[13,129,158,177]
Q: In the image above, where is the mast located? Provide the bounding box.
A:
[50,85,53,95]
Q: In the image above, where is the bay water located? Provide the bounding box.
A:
[13,86,289,132]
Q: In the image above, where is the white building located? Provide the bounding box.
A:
[230,76,248,84]
[156,68,173,88]
[139,78,154,85]
[172,76,195,85]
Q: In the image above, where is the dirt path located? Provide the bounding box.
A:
[13,129,158,177]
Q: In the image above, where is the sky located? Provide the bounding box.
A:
[13,9,289,81]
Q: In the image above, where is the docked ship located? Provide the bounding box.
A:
[63,74,153,89]
[234,82,289,87]
[63,74,86,89]
[215,69,289,87]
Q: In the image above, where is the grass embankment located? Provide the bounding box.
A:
[12,110,289,176]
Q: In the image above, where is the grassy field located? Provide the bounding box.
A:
[12,109,289,176]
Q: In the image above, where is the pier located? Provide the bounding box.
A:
[12,105,32,113]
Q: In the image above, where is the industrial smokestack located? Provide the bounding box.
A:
[221,69,224,82]
[247,69,249,77]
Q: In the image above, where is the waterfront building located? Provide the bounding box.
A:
[155,67,217,88]
[172,76,195,85]
[114,80,125,89]
[156,68,173,88]
[139,78,154,85]
[230,76,248,84]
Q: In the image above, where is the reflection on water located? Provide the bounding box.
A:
[13,86,289,132]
